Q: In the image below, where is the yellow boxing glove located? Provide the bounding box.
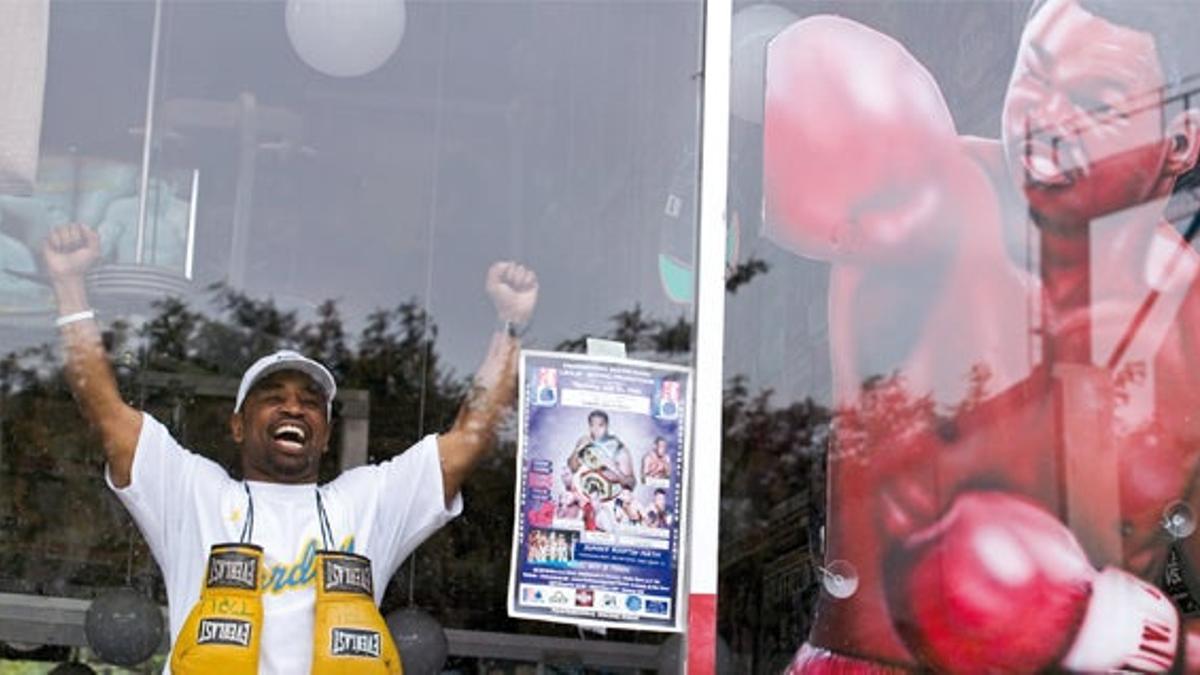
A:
[312,550,402,674]
[170,543,264,675]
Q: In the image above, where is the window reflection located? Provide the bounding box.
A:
[1,0,703,669]
[734,1,1200,673]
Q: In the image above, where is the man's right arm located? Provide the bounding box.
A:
[42,223,141,487]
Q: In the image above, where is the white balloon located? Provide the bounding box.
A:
[286,0,406,78]
[731,4,797,124]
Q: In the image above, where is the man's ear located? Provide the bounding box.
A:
[230,412,244,444]
[1165,108,1200,177]
[320,415,334,455]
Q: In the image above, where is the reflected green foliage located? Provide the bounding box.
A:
[724,257,770,294]
[0,336,134,601]
[554,304,692,357]
[718,376,829,673]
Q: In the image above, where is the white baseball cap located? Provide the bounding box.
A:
[234,350,337,418]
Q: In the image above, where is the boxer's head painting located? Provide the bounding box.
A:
[762,15,959,264]
[1002,0,1200,233]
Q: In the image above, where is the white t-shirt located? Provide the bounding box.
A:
[107,413,462,674]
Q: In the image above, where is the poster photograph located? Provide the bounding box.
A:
[507,349,691,632]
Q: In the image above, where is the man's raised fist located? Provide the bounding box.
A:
[42,223,101,283]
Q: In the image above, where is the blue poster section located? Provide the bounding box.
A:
[508,351,690,630]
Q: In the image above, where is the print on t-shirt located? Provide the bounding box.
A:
[263,536,355,595]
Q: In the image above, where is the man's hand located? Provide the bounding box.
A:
[487,261,538,325]
[439,262,536,505]
[41,222,142,487]
[42,223,101,283]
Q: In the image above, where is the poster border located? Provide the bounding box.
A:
[506,348,693,633]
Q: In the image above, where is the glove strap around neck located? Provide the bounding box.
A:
[240,482,335,550]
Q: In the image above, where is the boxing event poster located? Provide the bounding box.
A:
[507,350,691,632]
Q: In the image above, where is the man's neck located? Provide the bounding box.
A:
[1037,196,1175,363]
[242,470,320,486]
[1039,197,1172,288]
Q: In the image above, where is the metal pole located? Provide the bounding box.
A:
[135,0,164,265]
[185,168,198,279]
[686,0,731,672]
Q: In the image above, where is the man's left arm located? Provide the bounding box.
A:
[438,261,538,506]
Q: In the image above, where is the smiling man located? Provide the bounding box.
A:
[41,222,538,674]
[231,353,339,485]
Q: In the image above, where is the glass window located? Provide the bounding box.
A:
[726,0,1200,672]
[0,0,703,670]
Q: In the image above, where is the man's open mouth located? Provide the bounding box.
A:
[271,423,308,450]
[1022,138,1087,188]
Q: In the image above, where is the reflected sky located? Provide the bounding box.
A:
[23,0,704,378]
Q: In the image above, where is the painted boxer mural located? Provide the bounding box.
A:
[763,1,1200,671]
